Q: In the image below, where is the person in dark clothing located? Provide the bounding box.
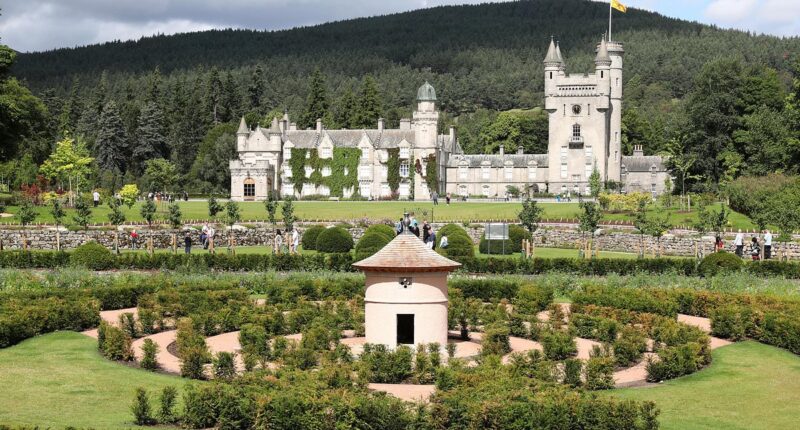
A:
[184,233,192,254]
[422,220,431,243]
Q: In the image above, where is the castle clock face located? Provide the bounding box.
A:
[572,104,582,115]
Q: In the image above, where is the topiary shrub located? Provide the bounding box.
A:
[316,226,354,253]
[541,330,577,360]
[478,224,530,255]
[354,232,391,261]
[71,241,114,270]
[364,224,395,241]
[301,225,325,251]
[699,251,743,277]
[481,323,511,356]
[438,224,470,241]
[438,232,475,258]
[584,355,615,390]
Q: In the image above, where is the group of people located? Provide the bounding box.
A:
[273,228,300,254]
[396,215,448,250]
[716,229,773,260]
[147,191,189,204]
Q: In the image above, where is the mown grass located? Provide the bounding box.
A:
[0,200,757,229]
[607,341,800,430]
[0,331,186,429]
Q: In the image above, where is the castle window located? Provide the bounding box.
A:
[360,146,370,160]
[320,146,332,158]
[458,166,468,180]
[588,104,591,115]
[528,165,537,181]
[399,147,410,159]
[504,166,513,180]
[284,147,292,159]
[305,150,310,159]
[585,145,593,158]
[585,164,592,178]
[572,124,581,138]
[304,166,313,177]
[322,166,332,177]
[572,105,582,115]
[481,166,490,180]
[400,161,409,178]
[550,72,553,79]
[563,105,566,116]
[560,146,567,159]
[560,164,568,179]
[601,71,604,78]
[243,178,255,200]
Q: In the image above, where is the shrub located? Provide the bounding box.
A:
[646,342,710,382]
[140,338,159,370]
[131,387,154,425]
[158,386,178,424]
[584,355,615,390]
[364,224,395,241]
[71,241,114,270]
[481,323,511,356]
[699,251,744,277]
[119,312,137,338]
[563,358,582,387]
[570,313,619,343]
[613,327,647,367]
[181,346,209,380]
[213,351,237,380]
[182,384,219,429]
[438,232,475,258]
[301,225,325,251]
[100,322,134,361]
[354,232,391,261]
[360,343,413,383]
[514,283,554,315]
[710,304,749,341]
[315,227,354,253]
[541,330,577,360]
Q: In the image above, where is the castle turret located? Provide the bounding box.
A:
[543,37,562,98]
[236,117,249,151]
[413,81,440,198]
[606,39,625,182]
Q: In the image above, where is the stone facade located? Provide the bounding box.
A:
[231,39,670,201]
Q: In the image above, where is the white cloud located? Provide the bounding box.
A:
[704,0,799,36]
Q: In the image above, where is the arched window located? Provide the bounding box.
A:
[243,178,256,201]
[572,124,581,138]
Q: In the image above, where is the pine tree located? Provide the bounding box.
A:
[355,75,383,129]
[300,68,329,129]
[58,77,82,136]
[146,67,162,106]
[204,67,223,125]
[134,102,167,172]
[334,87,358,129]
[220,71,239,123]
[95,100,128,175]
[72,195,92,231]
[247,65,265,110]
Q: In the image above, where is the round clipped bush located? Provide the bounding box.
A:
[364,224,395,241]
[354,232,391,261]
[301,225,325,250]
[699,251,743,276]
[438,224,470,241]
[478,224,531,255]
[316,226,354,253]
[71,241,115,270]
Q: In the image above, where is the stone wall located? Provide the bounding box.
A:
[0,223,798,259]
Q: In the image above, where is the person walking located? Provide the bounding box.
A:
[734,229,744,257]
[750,237,760,261]
[201,224,210,249]
[207,225,216,252]
[291,229,300,254]
[432,191,439,205]
[422,220,431,243]
[275,229,284,254]
[410,219,420,238]
[184,233,192,254]
[764,229,773,260]
[446,193,451,205]
[130,229,139,250]
[395,217,405,235]
[429,230,437,250]
[92,190,100,207]
[715,235,724,252]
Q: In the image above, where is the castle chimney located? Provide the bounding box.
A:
[316,118,322,133]
[633,145,644,157]
[499,145,504,157]
[399,118,411,130]
[517,147,523,155]
[449,126,455,141]
[378,118,384,132]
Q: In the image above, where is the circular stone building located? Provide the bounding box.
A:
[353,223,461,349]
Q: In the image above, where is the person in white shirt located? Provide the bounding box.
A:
[764,229,773,260]
[734,229,744,257]
[291,229,300,254]
[440,234,449,249]
[92,190,100,207]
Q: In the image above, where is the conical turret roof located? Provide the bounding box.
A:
[237,117,249,134]
[595,37,611,64]
[544,37,561,64]
[353,233,461,273]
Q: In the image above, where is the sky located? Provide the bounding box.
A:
[0,0,798,53]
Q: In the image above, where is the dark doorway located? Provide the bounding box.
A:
[396,314,414,345]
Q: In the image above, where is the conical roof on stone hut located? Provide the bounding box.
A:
[352,234,461,273]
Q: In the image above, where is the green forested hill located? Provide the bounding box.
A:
[3,0,799,195]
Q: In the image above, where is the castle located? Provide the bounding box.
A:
[230,38,669,201]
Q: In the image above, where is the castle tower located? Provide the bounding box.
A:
[605,39,624,182]
[412,81,440,199]
[236,117,249,151]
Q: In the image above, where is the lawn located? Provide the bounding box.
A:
[0,200,757,230]
[607,341,800,430]
[0,331,186,429]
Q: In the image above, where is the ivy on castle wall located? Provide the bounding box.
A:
[288,147,359,197]
[387,148,400,194]
[424,154,438,193]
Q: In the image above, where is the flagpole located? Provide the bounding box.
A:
[609,1,613,41]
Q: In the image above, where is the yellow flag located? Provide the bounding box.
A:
[611,0,627,12]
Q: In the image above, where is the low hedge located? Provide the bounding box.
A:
[698,251,743,277]
[0,296,100,348]
[71,241,115,270]
[354,232,391,261]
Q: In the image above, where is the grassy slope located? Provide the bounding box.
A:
[0,200,756,230]
[0,331,185,429]
[607,341,800,430]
